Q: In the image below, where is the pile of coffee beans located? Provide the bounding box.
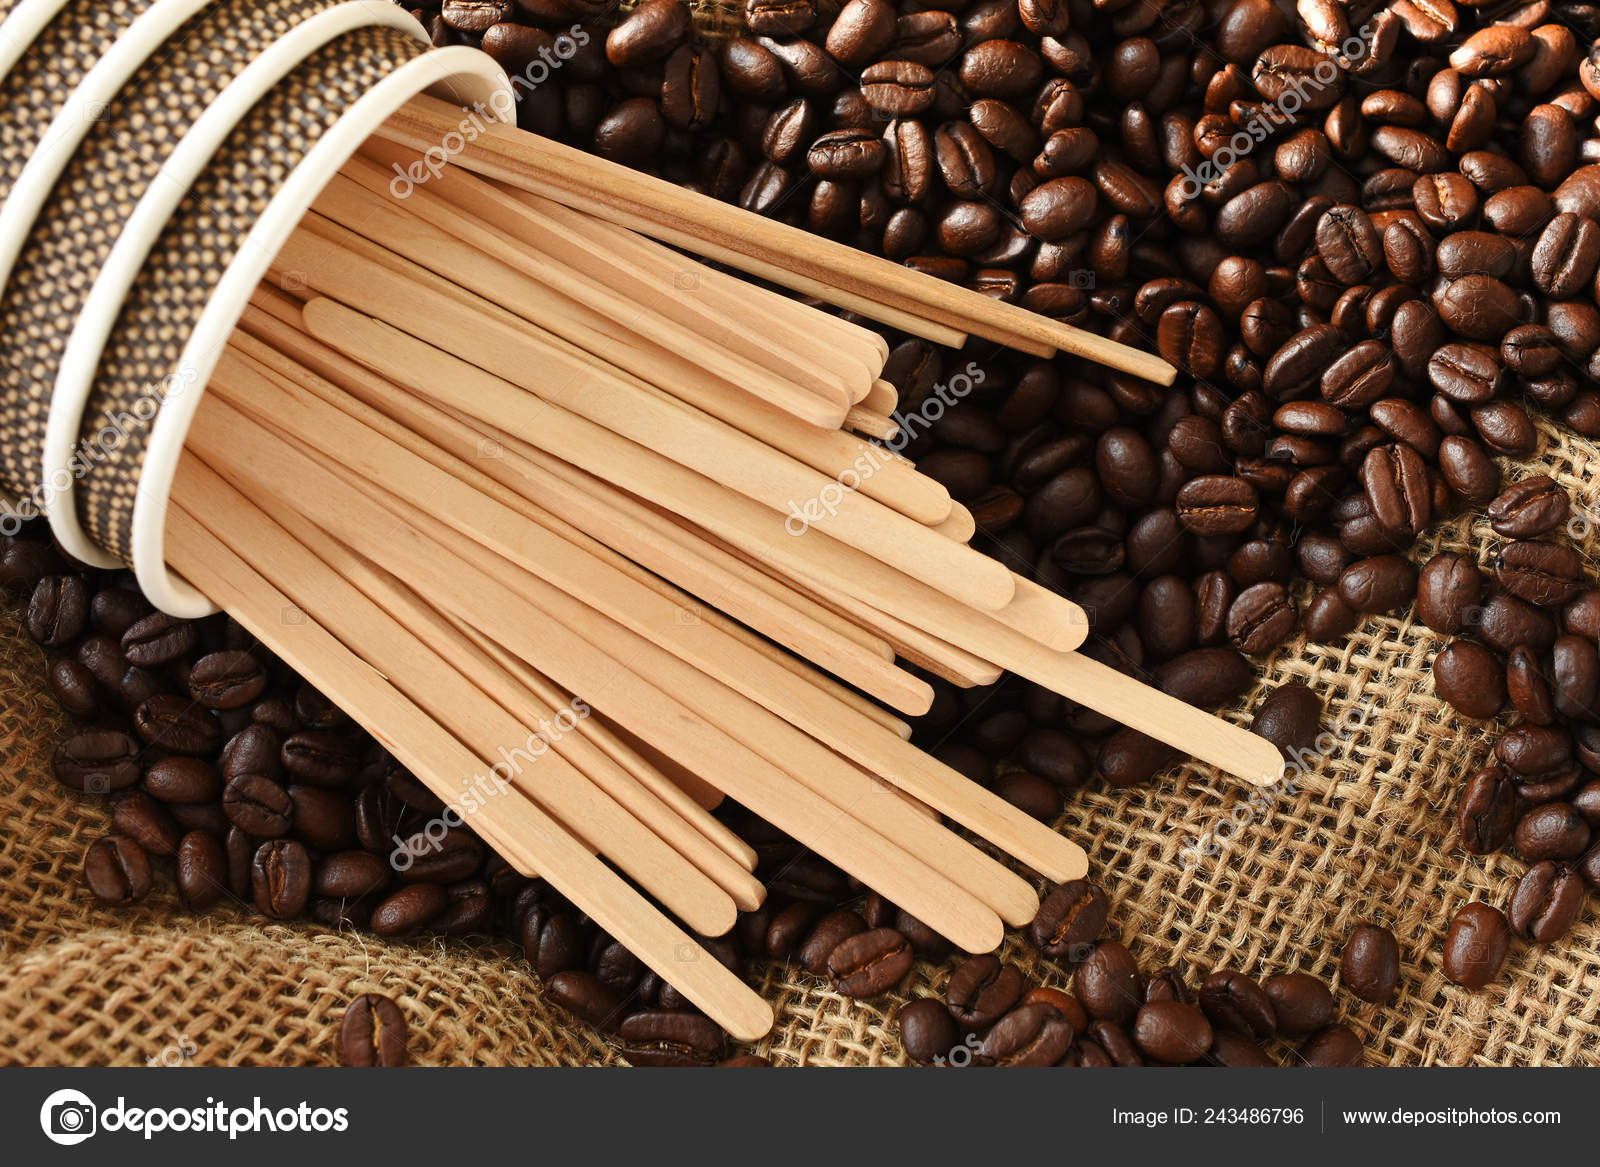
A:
[897,878,1367,1065]
[5,518,1059,1064]
[1410,471,1600,970]
[405,0,1600,805]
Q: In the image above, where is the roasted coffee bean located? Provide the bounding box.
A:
[606,0,690,67]
[1516,802,1591,861]
[1321,341,1396,410]
[1437,436,1501,505]
[546,971,626,1033]
[251,838,312,919]
[28,575,89,648]
[133,696,220,755]
[1316,205,1383,284]
[1360,443,1430,536]
[112,790,181,857]
[1132,1001,1213,1064]
[1532,211,1600,296]
[83,833,153,905]
[1508,647,1558,725]
[1340,922,1401,1003]
[1416,552,1483,634]
[1263,972,1335,1035]
[315,851,390,900]
[946,954,1025,1031]
[619,1011,725,1067]
[174,830,227,911]
[1031,879,1108,958]
[144,756,221,805]
[1075,940,1142,1024]
[981,1002,1076,1066]
[797,908,867,974]
[1488,476,1570,538]
[187,651,267,710]
[1428,343,1504,406]
[340,993,408,1067]
[282,730,360,786]
[1300,1024,1364,1066]
[1225,582,1297,654]
[1442,902,1511,989]
[224,774,294,837]
[1508,860,1585,942]
[828,927,913,997]
[1020,177,1098,240]
[1338,555,1417,614]
[1198,970,1275,1041]
[53,730,140,793]
[1175,476,1258,535]
[1553,636,1600,720]
[898,997,959,1064]
[371,883,450,936]
[1495,541,1585,606]
[1434,640,1509,719]
[1252,683,1323,758]
[860,60,936,116]
[121,611,196,667]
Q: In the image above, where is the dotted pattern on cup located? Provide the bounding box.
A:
[76,23,431,560]
[0,0,155,204]
[0,0,362,505]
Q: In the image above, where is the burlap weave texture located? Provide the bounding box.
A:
[1,419,1596,1066]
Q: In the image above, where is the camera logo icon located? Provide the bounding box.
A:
[40,1088,97,1145]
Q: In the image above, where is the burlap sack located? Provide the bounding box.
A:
[1,417,1595,1066]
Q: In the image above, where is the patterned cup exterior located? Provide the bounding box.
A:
[0,1,154,206]
[0,0,388,540]
[66,28,509,613]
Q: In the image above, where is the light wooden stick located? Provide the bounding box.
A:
[230,384,1039,928]
[441,612,748,862]
[188,399,1011,950]
[601,718,732,813]
[934,504,977,543]
[173,454,741,939]
[164,498,774,1041]
[281,247,1016,612]
[352,143,887,407]
[227,322,926,713]
[232,300,915,740]
[845,407,899,441]
[273,509,766,910]
[864,379,899,414]
[295,207,952,528]
[218,379,1078,894]
[302,300,1100,686]
[376,93,1177,383]
[318,166,858,428]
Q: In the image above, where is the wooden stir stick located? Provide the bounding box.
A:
[375,93,1177,383]
[276,236,1018,612]
[186,398,1011,951]
[164,495,774,1041]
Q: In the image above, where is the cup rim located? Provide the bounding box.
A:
[0,0,150,517]
[128,45,513,616]
[0,0,72,82]
[44,0,429,570]
[0,0,217,318]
